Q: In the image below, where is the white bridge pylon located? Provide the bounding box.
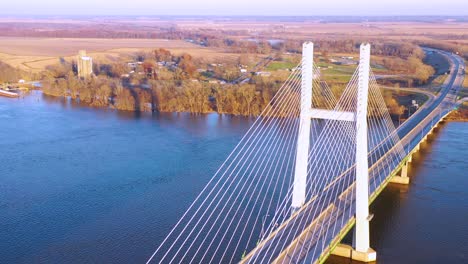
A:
[292,42,376,260]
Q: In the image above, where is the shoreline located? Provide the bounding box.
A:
[446,108,468,121]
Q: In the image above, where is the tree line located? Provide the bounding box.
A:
[42,71,288,116]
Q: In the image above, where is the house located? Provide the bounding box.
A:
[255,71,271,77]
[331,57,357,66]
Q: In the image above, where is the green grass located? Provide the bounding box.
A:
[317,61,385,83]
[317,63,355,83]
[266,61,296,71]
[322,74,352,83]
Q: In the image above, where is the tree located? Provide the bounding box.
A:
[322,50,329,62]
[154,48,172,62]
[135,88,153,111]
[384,93,406,122]
[78,79,95,104]
[239,84,257,116]
[142,60,156,78]
[178,53,197,78]
[94,82,113,106]
[114,85,136,111]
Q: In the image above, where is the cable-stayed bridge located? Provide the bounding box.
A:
[147,42,465,264]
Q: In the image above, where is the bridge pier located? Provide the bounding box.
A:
[390,161,410,185]
[332,244,377,263]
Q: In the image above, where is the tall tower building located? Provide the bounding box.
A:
[77,50,93,79]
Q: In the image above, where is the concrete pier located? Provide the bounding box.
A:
[332,243,377,262]
[390,162,409,185]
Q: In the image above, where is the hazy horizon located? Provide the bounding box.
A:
[1,0,468,16]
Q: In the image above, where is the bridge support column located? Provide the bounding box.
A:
[353,43,376,262]
[291,42,313,213]
[390,161,409,185]
[331,43,376,263]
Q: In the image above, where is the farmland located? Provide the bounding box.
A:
[0,37,243,72]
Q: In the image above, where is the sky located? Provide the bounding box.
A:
[1,0,468,16]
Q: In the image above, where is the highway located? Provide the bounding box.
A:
[380,85,436,106]
[241,49,465,264]
[396,48,465,147]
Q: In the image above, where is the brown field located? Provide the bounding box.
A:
[172,20,468,40]
[0,37,242,72]
[0,37,196,56]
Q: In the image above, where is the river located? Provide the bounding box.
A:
[1,92,467,263]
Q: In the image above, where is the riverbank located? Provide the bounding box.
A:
[447,110,468,121]
[447,104,468,121]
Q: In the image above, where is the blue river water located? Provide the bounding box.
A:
[1,92,467,263]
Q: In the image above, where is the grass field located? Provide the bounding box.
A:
[266,61,297,71]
